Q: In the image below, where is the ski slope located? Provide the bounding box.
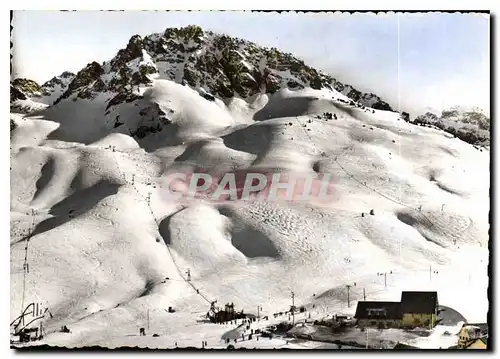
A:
[10,80,489,349]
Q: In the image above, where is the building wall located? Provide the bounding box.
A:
[458,327,470,348]
[357,319,401,328]
[401,313,436,328]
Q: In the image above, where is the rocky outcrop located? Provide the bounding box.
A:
[11,73,76,106]
[110,35,144,70]
[50,25,392,111]
[10,78,50,114]
[54,62,104,104]
[10,85,27,102]
[38,71,75,96]
[11,78,42,104]
[413,109,490,146]
[11,78,42,96]
[14,25,395,114]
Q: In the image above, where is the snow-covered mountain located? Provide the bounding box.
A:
[10,78,46,113]
[35,71,76,105]
[46,26,392,108]
[413,107,490,146]
[11,78,42,98]
[10,72,76,114]
[10,25,489,350]
[11,26,393,138]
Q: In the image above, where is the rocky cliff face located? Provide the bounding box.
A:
[10,78,46,114]
[10,84,27,102]
[35,71,76,105]
[10,78,42,101]
[10,25,395,140]
[11,72,76,106]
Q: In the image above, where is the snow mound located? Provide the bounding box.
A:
[162,204,247,274]
[90,133,140,150]
[11,99,49,115]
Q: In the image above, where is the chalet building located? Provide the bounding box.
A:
[400,291,439,328]
[354,291,439,329]
[354,301,402,328]
[207,302,247,323]
[458,323,488,349]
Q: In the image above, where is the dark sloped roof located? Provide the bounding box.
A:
[401,291,438,314]
[354,301,402,320]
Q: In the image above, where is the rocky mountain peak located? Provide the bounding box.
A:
[39,71,76,96]
[11,78,42,96]
[163,25,205,46]
[54,62,104,104]
[10,84,28,102]
[110,34,145,71]
[16,25,395,114]
[413,107,490,145]
[60,71,75,78]
[10,78,49,114]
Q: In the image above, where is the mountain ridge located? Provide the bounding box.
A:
[11,25,393,113]
[10,25,489,147]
